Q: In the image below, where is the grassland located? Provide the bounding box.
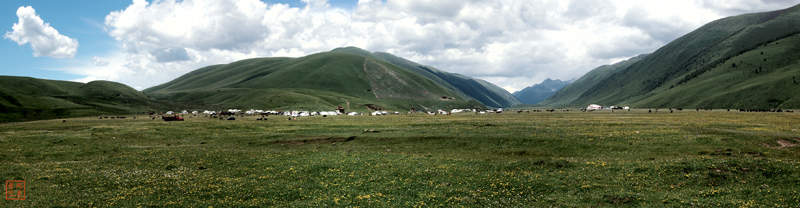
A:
[2,111,799,207]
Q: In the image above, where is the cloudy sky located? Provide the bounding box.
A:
[2,0,799,92]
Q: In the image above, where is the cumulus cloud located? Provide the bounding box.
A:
[623,6,691,43]
[565,0,616,20]
[4,6,79,58]
[92,56,109,67]
[84,0,800,92]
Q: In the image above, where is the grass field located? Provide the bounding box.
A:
[1,110,799,207]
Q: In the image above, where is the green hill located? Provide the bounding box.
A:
[0,76,165,121]
[333,47,522,108]
[542,4,800,109]
[144,49,493,112]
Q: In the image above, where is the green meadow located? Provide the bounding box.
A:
[2,110,799,207]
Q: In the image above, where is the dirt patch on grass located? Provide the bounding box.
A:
[763,138,799,148]
[273,136,356,146]
[776,139,798,148]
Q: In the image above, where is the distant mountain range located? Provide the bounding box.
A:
[541,4,800,109]
[512,78,573,104]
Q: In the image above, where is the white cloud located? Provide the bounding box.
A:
[91,56,109,67]
[697,0,798,16]
[76,0,800,92]
[4,6,79,58]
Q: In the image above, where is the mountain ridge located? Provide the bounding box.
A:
[512,78,574,104]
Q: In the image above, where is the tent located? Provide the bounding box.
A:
[587,104,603,110]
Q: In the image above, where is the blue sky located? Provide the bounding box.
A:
[1,1,125,79]
[2,0,799,91]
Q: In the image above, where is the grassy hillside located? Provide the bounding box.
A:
[361,49,522,108]
[634,33,800,108]
[142,64,224,93]
[544,4,800,109]
[0,76,167,121]
[539,54,647,107]
[144,50,475,111]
